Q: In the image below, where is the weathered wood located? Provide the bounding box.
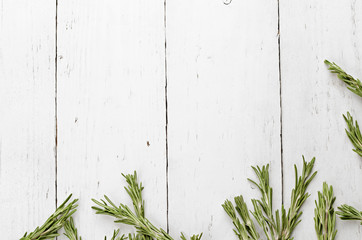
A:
[2,0,362,238]
[56,1,167,238]
[166,0,281,239]
[0,0,56,238]
[281,0,362,238]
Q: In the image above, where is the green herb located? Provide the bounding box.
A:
[336,205,362,224]
[20,194,78,240]
[223,196,259,240]
[223,156,317,240]
[324,60,362,97]
[343,112,362,156]
[314,182,337,240]
[325,59,362,226]
[92,171,202,240]
[64,217,82,240]
[325,60,362,157]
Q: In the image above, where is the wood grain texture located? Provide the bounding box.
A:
[1,0,362,239]
[281,0,362,238]
[166,0,281,239]
[0,0,56,238]
[56,1,167,238]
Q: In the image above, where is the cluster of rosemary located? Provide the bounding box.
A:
[20,172,202,240]
[92,172,202,240]
[325,60,362,226]
[223,157,317,240]
[221,60,362,240]
[18,60,362,240]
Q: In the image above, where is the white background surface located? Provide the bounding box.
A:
[0,0,362,239]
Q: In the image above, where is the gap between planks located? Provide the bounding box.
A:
[54,0,59,210]
[277,0,284,205]
[163,0,170,233]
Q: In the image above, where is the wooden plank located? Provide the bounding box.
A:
[0,0,56,238]
[56,1,167,238]
[281,0,362,238]
[166,0,281,239]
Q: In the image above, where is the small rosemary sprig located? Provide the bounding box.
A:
[343,112,362,157]
[223,156,317,240]
[92,171,202,240]
[336,205,362,224]
[314,182,337,240]
[325,60,362,157]
[324,60,362,97]
[223,196,259,240]
[20,194,78,240]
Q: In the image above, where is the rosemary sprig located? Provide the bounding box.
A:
[324,60,362,97]
[336,205,362,224]
[325,60,362,157]
[20,194,78,240]
[222,196,259,240]
[314,182,337,240]
[92,171,202,240]
[223,156,317,240]
[343,112,362,157]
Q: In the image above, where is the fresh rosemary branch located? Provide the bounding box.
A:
[314,182,337,240]
[336,204,362,224]
[325,60,362,157]
[343,112,362,157]
[223,195,260,240]
[223,156,317,240]
[92,171,202,240]
[324,60,362,97]
[20,194,78,240]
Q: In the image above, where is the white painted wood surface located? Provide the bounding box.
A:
[281,0,362,238]
[0,0,362,239]
[0,0,56,239]
[56,0,167,239]
[166,0,281,239]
